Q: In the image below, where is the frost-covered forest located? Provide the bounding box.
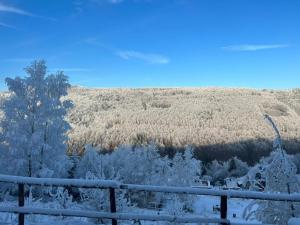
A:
[3,83,300,164]
[64,86,300,162]
[0,61,300,225]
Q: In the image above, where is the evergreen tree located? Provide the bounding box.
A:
[0,60,73,178]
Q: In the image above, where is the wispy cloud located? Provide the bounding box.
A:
[107,0,123,3]
[222,44,289,52]
[117,50,170,64]
[89,0,124,6]
[0,22,16,29]
[84,37,170,64]
[0,2,33,16]
[91,0,124,4]
[91,0,153,5]
[71,0,124,17]
[0,2,56,21]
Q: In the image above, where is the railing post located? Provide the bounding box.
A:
[18,184,25,225]
[109,187,117,225]
[220,195,227,225]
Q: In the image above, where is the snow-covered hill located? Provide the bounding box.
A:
[66,87,300,162]
[1,87,300,163]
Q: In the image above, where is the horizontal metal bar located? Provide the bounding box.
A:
[1,174,300,202]
[120,184,300,202]
[0,206,229,224]
[0,174,120,188]
[0,207,274,225]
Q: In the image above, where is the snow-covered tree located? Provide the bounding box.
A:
[291,153,300,174]
[244,149,300,224]
[75,145,109,179]
[75,144,202,211]
[75,147,131,221]
[0,60,73,178]
[258,150,299,224]
[205,160,229,185]
[164,146,201,211]
[227,157,249,178]
[244,115,300,225]
[83,143,170,207]
[167,146,202,187]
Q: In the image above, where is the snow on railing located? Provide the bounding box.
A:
[0,174,120,188]
[0,174,299,225]
[120,183,300,201]
[0,206,230,224]
[1,174,300,201]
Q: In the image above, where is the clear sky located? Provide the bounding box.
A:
[0,0,300,90]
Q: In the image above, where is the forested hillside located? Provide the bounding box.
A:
[67,87,300,162]
[1,88,300,163]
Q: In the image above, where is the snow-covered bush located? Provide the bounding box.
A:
[163,146,202,211]
[205,160,229,185]
[242,160,266,191]
[167,146,202,187]
[75,147,131,219]
[48,187,73,209]
[75,144,165,208]
[205,157,249,186]
[115,145,201,211]
[226,157,249,178]
[75,144,202,211]
[107,143,168,185]
[0,60,73,179]
[75,145,114,179]
[76,171,131,225]
[78,171,110,211]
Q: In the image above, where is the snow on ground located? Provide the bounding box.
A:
[0,198,94,225]
[194,195,260,224]
[288,218,300,225]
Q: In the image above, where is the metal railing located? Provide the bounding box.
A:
[1,174,299,225]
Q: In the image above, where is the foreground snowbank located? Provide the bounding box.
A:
[288,218,300,225]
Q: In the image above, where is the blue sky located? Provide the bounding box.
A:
[0,0,300,90]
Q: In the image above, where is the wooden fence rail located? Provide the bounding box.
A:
[0,174,299,225]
